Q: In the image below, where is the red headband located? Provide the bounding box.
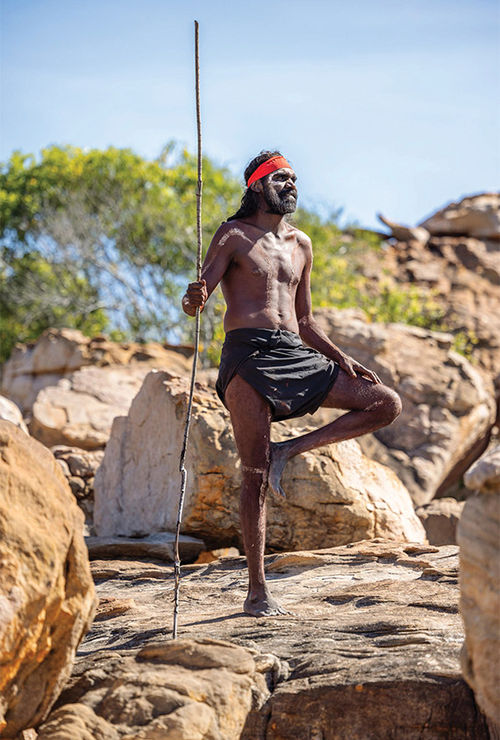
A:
[246,155,292,186]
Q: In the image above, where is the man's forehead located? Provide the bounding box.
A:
[269,167,296,177]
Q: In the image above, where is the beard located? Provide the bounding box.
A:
[262,181,297,215]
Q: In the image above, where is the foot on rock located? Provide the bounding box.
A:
[268,442,290,498]
[244,591,289,617]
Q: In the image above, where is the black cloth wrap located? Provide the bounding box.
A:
[216,327,340,422]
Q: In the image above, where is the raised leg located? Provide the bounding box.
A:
[225,373,287,617]
[269,369,402,497]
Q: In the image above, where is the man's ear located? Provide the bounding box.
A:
[249,180,263,193]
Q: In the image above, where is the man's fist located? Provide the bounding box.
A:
[182,279,208,316]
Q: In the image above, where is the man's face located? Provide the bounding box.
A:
[261,168,298,215]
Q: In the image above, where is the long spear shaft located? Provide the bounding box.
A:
[173,19,203,640]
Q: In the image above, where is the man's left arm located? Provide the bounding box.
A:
[295,237,381,384]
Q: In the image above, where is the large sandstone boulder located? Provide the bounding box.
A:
[41,540,490,738]
[29,365,154,450]
[418,192,500,240]
[0,421,96,737]
[314,308,496,505]
[94,371,425,550]
[1,327,192,414]
[37,638,279,740]
[458,445,500,732]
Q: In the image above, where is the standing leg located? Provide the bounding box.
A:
[269,369,402,497]
[225,373,287,617]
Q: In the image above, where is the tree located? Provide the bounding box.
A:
[0,143,240,361]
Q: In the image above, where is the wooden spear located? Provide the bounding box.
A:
[173,19,203,640]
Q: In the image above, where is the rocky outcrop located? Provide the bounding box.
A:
[0,421,96,737]
[416,497,465,545]
[0,394,28,434]
[39,540,490,738]
[37,638,280,740]
[419,193,500,240]
[314,308,496,505]
[29,364,154,450]
[458,445,500,732]
[94,371,426,550]
[1,327,192,414]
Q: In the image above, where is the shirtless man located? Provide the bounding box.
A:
[182,151,402,617]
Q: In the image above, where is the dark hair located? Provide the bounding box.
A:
[226,150,284,221]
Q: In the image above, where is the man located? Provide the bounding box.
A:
[182,151,402,617]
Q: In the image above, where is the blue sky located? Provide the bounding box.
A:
[1,0,499,229]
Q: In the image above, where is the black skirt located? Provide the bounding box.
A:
[216,328,340,422]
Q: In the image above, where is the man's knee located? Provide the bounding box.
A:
[379,387,402,423]
[365,386,402,424]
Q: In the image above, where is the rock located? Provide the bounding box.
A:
[359,223,500,386]
[37,638,278,740]
[41,540,490,738]
[51,446,104,479]
[464,444,500,492]
[29,365,156,449]
[50,446,104,530]
[416,498,465,545]
[195,546,241,564]
[458,445,500,732]
[85,532,205,562]
[418,192,500,240]
[95,595,136,620]
[94,371,426,550]
[377,212,430,243]
[0,421,96,737]
[314,308,496,505]
[0,394,28,434]
[1,327,192,414]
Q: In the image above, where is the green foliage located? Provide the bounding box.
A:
[0,143,241,361]
[0,250,107,363]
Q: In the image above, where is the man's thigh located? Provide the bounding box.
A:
[322,368,395,411]
[224,373,272,467]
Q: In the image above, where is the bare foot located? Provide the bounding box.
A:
[268,441,290,498]
[244,590,289,617]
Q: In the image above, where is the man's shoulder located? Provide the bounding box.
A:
[286,223,312,249]
[212,220,253,246]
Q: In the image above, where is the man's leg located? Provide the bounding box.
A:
[269,369,402,496]
[224,373,287,617]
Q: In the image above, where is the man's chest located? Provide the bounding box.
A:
[234,240,304,286]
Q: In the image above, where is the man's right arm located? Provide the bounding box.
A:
[182,223,236,316]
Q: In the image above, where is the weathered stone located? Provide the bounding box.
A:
[458,445,500,732]
[85,532,205,563]
[464,444,500,493]
[94,371,425,550]
[38,639,277,740]
[416,497,465,545]
[51,446,104,479]
[29,365,156,450]
[68,475,86,498]
[1,327,192,414]
[363,234,500,384]
[418,192,500,240]
[0,395,28,434]
[377,212,430,243]
[0,421,96,737]
[313,308,496,505]
[195,546,241,564]
[41,540,490,738]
